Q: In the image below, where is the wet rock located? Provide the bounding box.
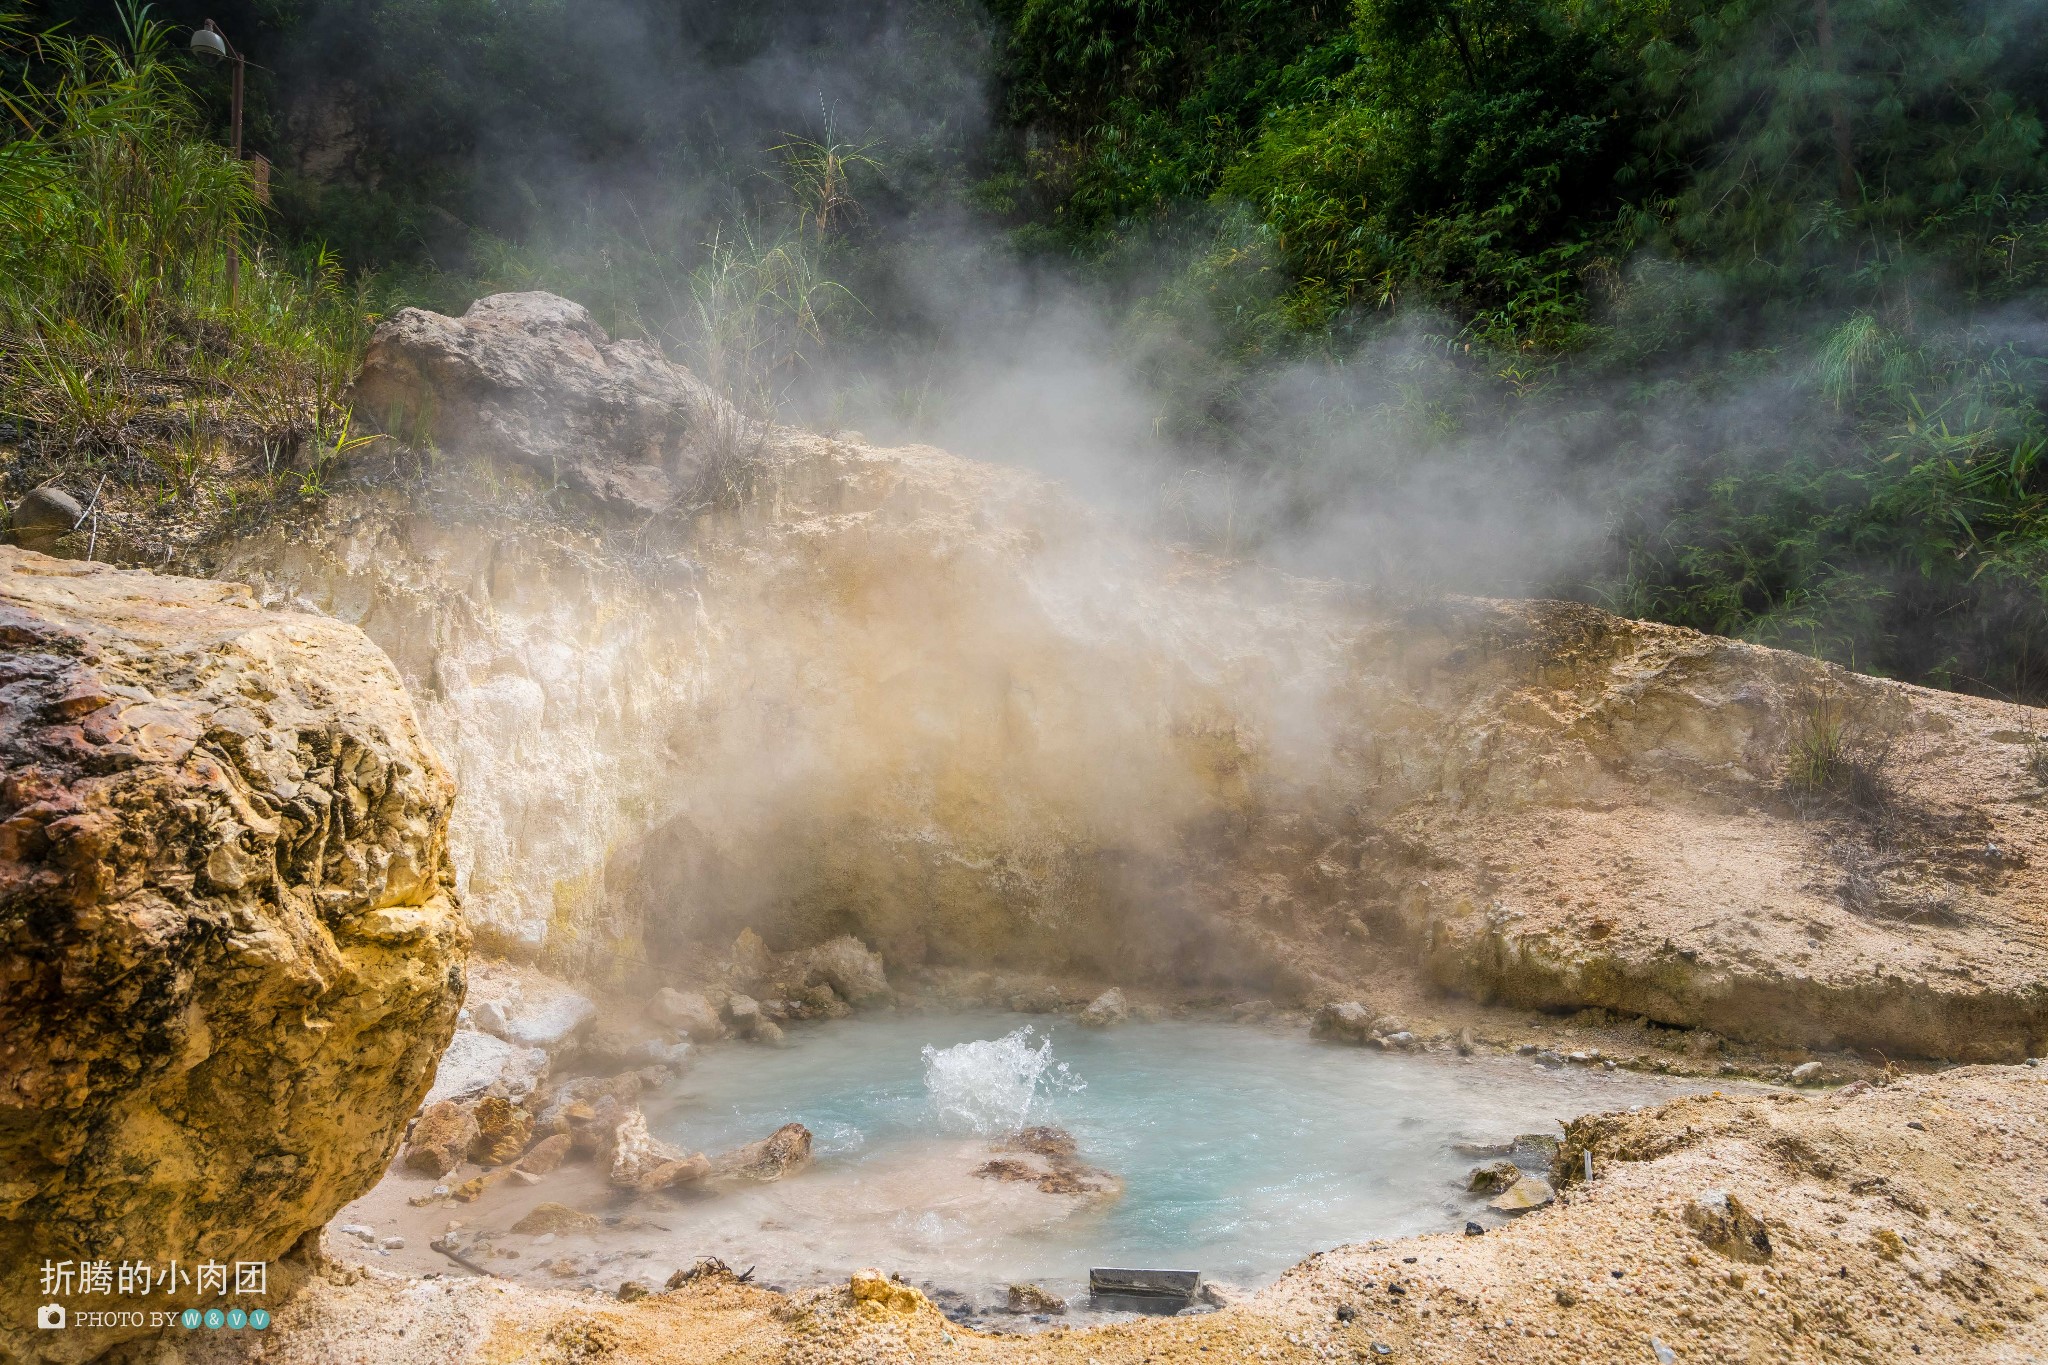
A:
[351,291,729,516]
[785,935,890,1005]
[516,1132,573,1176]
[1790,1061,1824,1086]
[1684,1189,1773,1262]
[534,1073,643,1136]
[803,982,852,1018]
[1468,1161,1522,1195]
[405,1100,481,1177]
[752,1017,787,1046]
[608,1110,710,1192]
[1465,1221,1486,1236]
[1003,1127,1079,1158]
[1008,1283,1066,1314]
[1489,1176,1556,1212]
[1080,988,1129,1027]
[1008,983,1064,1013]
[725,993,761,1028]
[1312,1001,1375,1042]
[617,1280,651,1301]
[0,551,466,1364]
[648,988,726,1039]
[708,1122,813,1182]
[468,1096,534,1166]
[1534,1049,1567,1069]
[512,1202,601,1236]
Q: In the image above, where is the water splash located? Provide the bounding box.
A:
[921,1026,1083,1134]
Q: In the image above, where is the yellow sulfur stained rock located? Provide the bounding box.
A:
[850,1269,926,1314]
[0,550,466,1365]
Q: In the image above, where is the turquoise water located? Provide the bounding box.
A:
[640,1012,1719,1301]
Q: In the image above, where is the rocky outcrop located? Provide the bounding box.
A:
[0,549,465,1364]
[350,292,728,516]
[707,1121,813,1183]
[1079,987,1128,1026]
[194,291,2048,1062]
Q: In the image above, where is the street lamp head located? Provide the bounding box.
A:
[189,27,227,62]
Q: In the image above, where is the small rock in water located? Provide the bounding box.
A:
[1007,1283,1066,1314]
[1790,1061,1824,1085]
[1079,988,1128,1027]
[1311,1001,1374,1043]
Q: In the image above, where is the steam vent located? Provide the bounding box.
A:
[4,292,2045,1365]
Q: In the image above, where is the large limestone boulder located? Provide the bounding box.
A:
[0,549,466,1364]
[350,291,729,515]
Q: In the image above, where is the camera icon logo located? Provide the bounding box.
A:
[37,1304,64,1330]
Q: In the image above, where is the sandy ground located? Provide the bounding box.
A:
[169,1064,2047,1365]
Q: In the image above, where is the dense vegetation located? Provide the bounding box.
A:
[4,0,2047,699]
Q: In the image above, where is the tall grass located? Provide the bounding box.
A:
[0,3,371,551]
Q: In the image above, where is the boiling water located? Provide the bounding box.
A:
[637,1012,1725,1308]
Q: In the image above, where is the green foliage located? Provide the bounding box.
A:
[0,3,373,549]
[1645,0,2048,302]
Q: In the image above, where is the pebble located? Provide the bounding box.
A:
[339,1224,377,1242]
[1535,1050,1565,1069]
[1465,1221,1485,1236]
[1790,1061,1824,1085]
[381,1236,405,1250]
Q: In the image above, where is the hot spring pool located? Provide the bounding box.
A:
[612,1011,1725,1310]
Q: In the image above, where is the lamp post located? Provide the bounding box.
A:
[189,20,244,301]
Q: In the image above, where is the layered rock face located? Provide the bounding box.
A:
[194,292,2048,1062]
[0,551,466,1364]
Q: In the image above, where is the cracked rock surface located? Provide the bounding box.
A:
[0,549,467,1365]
